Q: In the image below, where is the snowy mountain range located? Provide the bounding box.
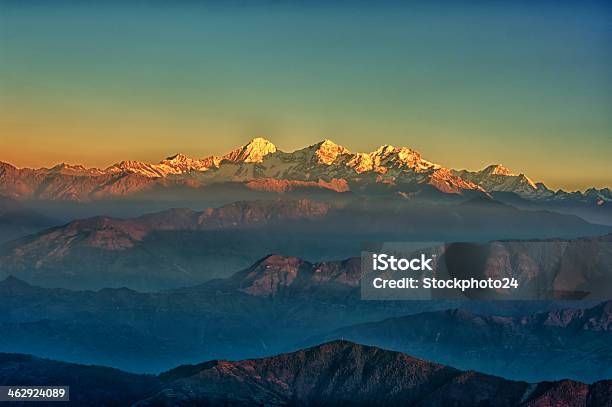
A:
[1,138,610,205]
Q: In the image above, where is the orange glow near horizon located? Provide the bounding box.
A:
[1,1,610,192]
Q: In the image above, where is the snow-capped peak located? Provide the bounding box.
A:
[8,137,607,204]
[311,139,350,165]
[223,137,277,163]
[345,144,438,173]
[372,145,397,155]
[453,164,542,196]
[163,153,192,163]
[516,173,538,190]
[481,164,516,177]
[47,163,104,176]
[159,153,210,172]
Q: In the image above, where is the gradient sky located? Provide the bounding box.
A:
[0,0,610,191]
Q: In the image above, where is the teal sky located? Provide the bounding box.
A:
[0,1,610,190]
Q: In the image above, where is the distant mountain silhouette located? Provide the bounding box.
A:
[308,302,612,383]
[2,342,610,406]
[1,198,609,290]
[0,271,610,382]
[1,138,610,225]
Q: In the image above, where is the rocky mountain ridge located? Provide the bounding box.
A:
[1,341,610,406]
[2,138,609,204]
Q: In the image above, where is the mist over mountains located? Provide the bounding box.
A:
[0,198,609,290]
[1,137,611,404]
[0,255,610,383]
[0,196,58,244]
